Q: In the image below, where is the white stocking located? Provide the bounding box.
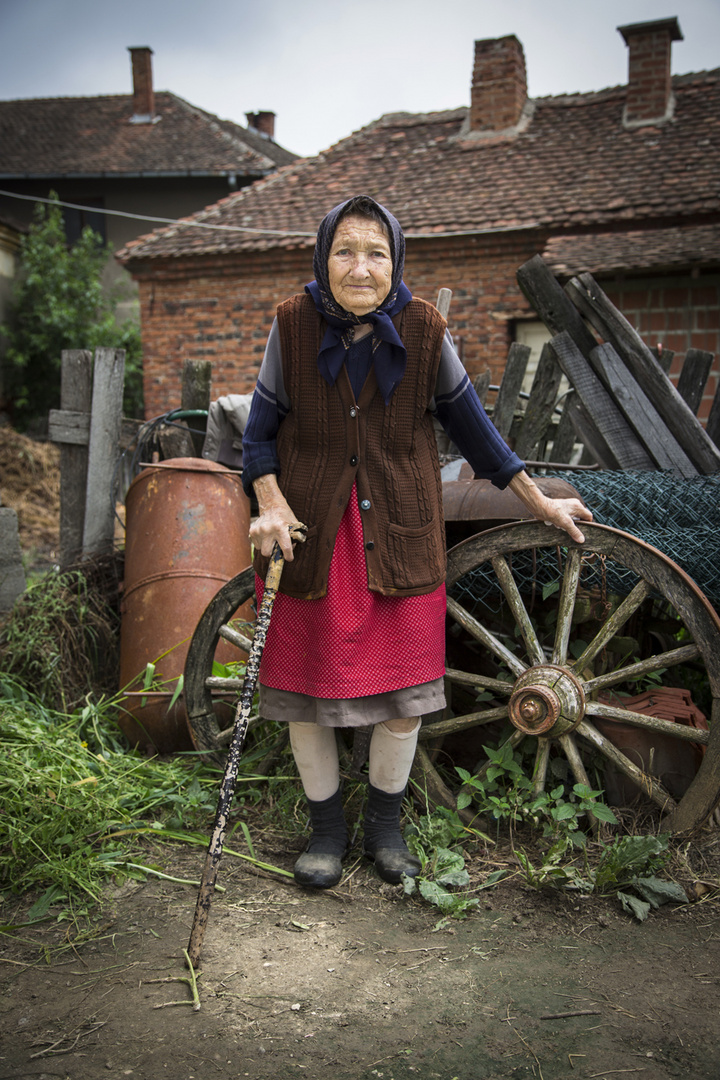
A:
[288,722,340,802]
[368,719,421,794]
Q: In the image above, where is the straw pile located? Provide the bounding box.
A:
[0,426,60,565]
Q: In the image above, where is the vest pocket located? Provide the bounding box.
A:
[386,519,444,591]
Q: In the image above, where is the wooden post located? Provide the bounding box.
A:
[55,349,92,568]
[182,359,212,456]
[83,348,125,556]
[436,288,453,321]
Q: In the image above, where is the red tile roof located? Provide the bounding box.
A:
[544,223,720,276]
[0,91,297,179]
[117,68,720,273]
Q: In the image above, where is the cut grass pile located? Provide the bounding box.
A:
[0,678,239,906]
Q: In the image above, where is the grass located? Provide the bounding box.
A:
[0,558,121,710]
[0,676,280,911]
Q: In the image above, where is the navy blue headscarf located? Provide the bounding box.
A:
[304,195,412,404]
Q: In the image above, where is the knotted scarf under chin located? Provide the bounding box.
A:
[305,279,413,405]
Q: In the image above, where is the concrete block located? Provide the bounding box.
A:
[0,507,27,613]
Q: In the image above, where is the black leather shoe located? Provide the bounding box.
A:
[294,850,343,888]
[364,844,421,885]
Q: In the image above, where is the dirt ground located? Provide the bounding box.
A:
[1,833,719,1080]
[2,427,720,1078]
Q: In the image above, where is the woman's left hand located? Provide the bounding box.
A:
[538,497,593,544]
[508,471,592,544]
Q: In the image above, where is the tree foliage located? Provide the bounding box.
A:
[1,195,144,429]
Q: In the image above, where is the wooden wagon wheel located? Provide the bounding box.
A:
[424,521,720,835]
[184,566,257,765]
[185,522,720,834]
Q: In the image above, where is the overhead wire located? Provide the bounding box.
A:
[0,188,316,237]
[0,187,535,241]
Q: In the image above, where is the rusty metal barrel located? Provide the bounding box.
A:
[119,458,252,753]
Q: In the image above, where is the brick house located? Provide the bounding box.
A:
[0,46,296,319]
[117,17,720,421]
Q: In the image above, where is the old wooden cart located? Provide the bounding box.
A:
[183,262,720,835]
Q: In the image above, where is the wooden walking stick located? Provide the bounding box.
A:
[187,523,306,968]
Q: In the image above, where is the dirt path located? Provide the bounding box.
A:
[1,843,719,1080]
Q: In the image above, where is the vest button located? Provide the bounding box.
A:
[350,455,358,466]
[360,499,371,510]
[365,541,375,551]
[350,407,357,417]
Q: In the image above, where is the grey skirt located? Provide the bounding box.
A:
[258,677,446,727]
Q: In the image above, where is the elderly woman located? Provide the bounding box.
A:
[242,195,591,889]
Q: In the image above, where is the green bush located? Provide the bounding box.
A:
[1,195,143,429]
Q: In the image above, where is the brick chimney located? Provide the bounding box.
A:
[618,17,683,127]
[128,46,155,123]
[469,36,527,133]
[245,111,276,138]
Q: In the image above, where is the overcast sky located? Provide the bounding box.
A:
[1,0,719,158]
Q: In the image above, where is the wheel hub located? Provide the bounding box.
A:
[508,665,586,737]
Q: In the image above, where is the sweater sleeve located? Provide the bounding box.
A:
[241,320,290,496]
[431,331,525,489]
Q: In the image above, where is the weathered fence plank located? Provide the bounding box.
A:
[652,346,674,375]
[516,255,598,356]
[473,370,492,407]
[707,380,720,450]
[514,342,563,460]
[564,394,620,470]
[548,332,654,470]
[566,273,720,475]
[58,349,93,567]
[676,348,714,416]
[83,348,125,556]
[550,391,580,464]
[589,342,697,478]
[493,342,529,439]
[48,408,90,446]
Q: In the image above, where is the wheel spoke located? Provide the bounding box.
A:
[532,737,551,793]
[419,706,509,741]
[584,701,709,745]
[219,623,253,652]
[552,547,582,666]
[570,579,652,674]
[447,595,527,678]
[558,732,598,829]
[206,675,244,690]
[491,555,545,666]
[577,718,677,813]
[445,667,514,696]
[582,643,700,695]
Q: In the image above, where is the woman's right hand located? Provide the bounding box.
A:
[249,474,301,561]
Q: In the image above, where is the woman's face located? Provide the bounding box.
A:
[327,214,393,316]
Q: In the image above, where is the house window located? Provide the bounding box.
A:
[63,197,106,246]
[514,320,551,391]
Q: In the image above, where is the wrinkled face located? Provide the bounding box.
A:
[327,214,393,316]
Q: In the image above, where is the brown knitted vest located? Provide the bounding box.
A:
[253,293,447,598]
